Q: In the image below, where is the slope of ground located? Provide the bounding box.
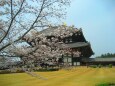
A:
[0,67,115,86]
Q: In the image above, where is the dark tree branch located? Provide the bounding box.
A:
[0,0,25,44]
[44,0,57,8]
[11,0,13,19]
[0,54,19,57]
[0,0,46,52]
[20,0,46,38]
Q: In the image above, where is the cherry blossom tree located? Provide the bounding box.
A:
[0,0,82,79]
[10,25,81,70]
[0,0,72,78]
[0,0,70,57]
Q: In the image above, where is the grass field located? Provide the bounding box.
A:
[0,67,115,86]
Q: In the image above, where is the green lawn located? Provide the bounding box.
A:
[0,67,115,86]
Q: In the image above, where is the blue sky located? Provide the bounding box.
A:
[65,0,115,57]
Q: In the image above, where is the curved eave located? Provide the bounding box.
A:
[80,29,94,56]
[88,42,94,56]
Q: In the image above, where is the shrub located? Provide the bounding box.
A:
[0,70,11,74]
[35,68,59,72]
[15,69,24,73]
[108,64,112,68]
[89,65,97,68]
[98,64,102,68]
[0,69,24,74]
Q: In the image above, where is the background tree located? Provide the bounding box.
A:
[96,53,115,58]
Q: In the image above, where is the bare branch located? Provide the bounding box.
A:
[11,0,13,19]
[0,0,46,51]
[0,0,25,44]
[0,54,19,57]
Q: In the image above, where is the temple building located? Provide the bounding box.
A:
[35,26,94,66]
[24,25,115,66]
[60,28,94,66]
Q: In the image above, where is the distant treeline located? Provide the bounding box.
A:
[96,53,115,58]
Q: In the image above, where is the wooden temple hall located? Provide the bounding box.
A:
[59,28,115,66]
[60,28,115,66]
[60,29,94,66]
[26,26,115,66]
[39,26,94,66]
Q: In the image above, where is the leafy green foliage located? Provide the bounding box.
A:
[35,68,59,72]
[96,82,115,86]
[0,69,24,74]
[108,64,113,68]
[98,64,102,68]
[89,65,97,68]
